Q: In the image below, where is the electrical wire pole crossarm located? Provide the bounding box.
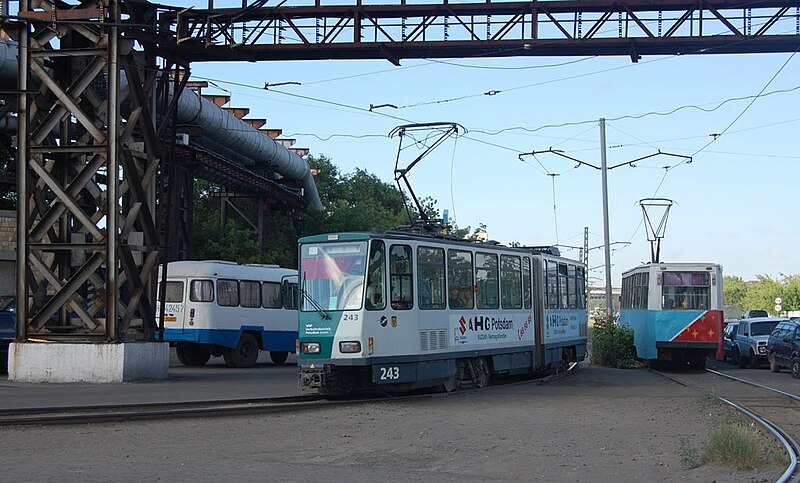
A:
[518,123,692,319]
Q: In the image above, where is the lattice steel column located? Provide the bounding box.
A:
[16,0,161,342]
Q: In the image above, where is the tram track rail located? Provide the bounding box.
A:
[653,368,800,483]
[0,362,579,427]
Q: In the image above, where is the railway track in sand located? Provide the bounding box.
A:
[0,363,578,427]
[653,367,800,483]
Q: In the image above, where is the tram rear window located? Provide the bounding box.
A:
[661,271,710,310]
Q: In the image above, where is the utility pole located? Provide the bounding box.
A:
[600,118,613,319]
[518,125,692,321]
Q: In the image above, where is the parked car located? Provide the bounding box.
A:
[722,322,739,362]
[0,296,15,372]
[767,319,800,378]
[733,317,786,368]
[743,309,768,318]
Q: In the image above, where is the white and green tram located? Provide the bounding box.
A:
[297,231,587,395]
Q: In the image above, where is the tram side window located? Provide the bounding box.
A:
[217,279,239,307]
[240,280,261,308]
[567,265,578,309]
[558,263,568,309]
[417,246,445,310]
[577,267,586,309]
[164,281,184,302]
[546,261,559,309]
[448,249,474,309]
[365,241,386,311]
[190,280,214,302]
[500,255,522,309]
[262,282,282,309]
[390,244,413,310]
[522,257,532,310]
[476,252,499,309]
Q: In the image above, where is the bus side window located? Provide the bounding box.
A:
[190,280,214,302]
[281,280,298,310]
[263,282,282,309]
[217,279,239,307]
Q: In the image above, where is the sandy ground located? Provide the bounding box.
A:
[0,363,785,482]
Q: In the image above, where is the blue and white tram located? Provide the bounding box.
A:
[157,260,299,367]
[618,262,724,369]
[296,231,587,395]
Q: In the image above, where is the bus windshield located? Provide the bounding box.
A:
[300,241,368,312]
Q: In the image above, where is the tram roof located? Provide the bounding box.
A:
[299,231,570,259]
[620,261,722,276]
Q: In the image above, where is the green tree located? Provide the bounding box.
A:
[723,275,747,307]
[740,274,782,314]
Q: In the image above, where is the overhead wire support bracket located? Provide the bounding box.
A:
[519,148,692,171]
[389,122,464,228]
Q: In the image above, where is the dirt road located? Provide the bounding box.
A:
[0,364,785,482]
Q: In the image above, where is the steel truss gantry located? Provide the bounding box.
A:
[12,0,184,341]
[163,0,800,64]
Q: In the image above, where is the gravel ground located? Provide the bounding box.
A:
[0,363,785,482]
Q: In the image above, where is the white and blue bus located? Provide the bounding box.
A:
[157,260,298,367]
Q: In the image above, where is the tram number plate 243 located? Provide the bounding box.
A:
[372,363,416,384]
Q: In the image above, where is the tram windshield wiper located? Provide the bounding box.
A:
[302,272,330,320]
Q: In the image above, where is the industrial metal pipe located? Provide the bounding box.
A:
[0,40,323,210]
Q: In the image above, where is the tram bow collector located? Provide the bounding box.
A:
[297,231,588,395]
[618,262,724,369]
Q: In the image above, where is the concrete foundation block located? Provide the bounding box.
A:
[8,342,169,383]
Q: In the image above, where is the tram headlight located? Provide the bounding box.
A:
[339,341,361,353]
[301,342,321,354]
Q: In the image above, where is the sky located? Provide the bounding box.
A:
[177,6,800,287]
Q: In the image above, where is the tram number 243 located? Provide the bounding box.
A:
[372,364,415,384]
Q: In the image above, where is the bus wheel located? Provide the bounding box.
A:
[176,344,211,367]
[223,334,259,368]
[472,357,490,388]
[270,351,289,365]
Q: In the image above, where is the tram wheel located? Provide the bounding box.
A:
[223,333,259,368]
[472,357,490,388]
[269,351,289,365]
[791,357,800,379]
[768,353,781,373]
[176,344,211,367]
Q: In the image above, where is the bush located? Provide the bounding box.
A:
[591,317,635,368]
[703,424,763,471]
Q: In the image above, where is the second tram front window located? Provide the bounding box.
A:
[365,241,386,310]
[662,272,710,310]
[390,245,413,310]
